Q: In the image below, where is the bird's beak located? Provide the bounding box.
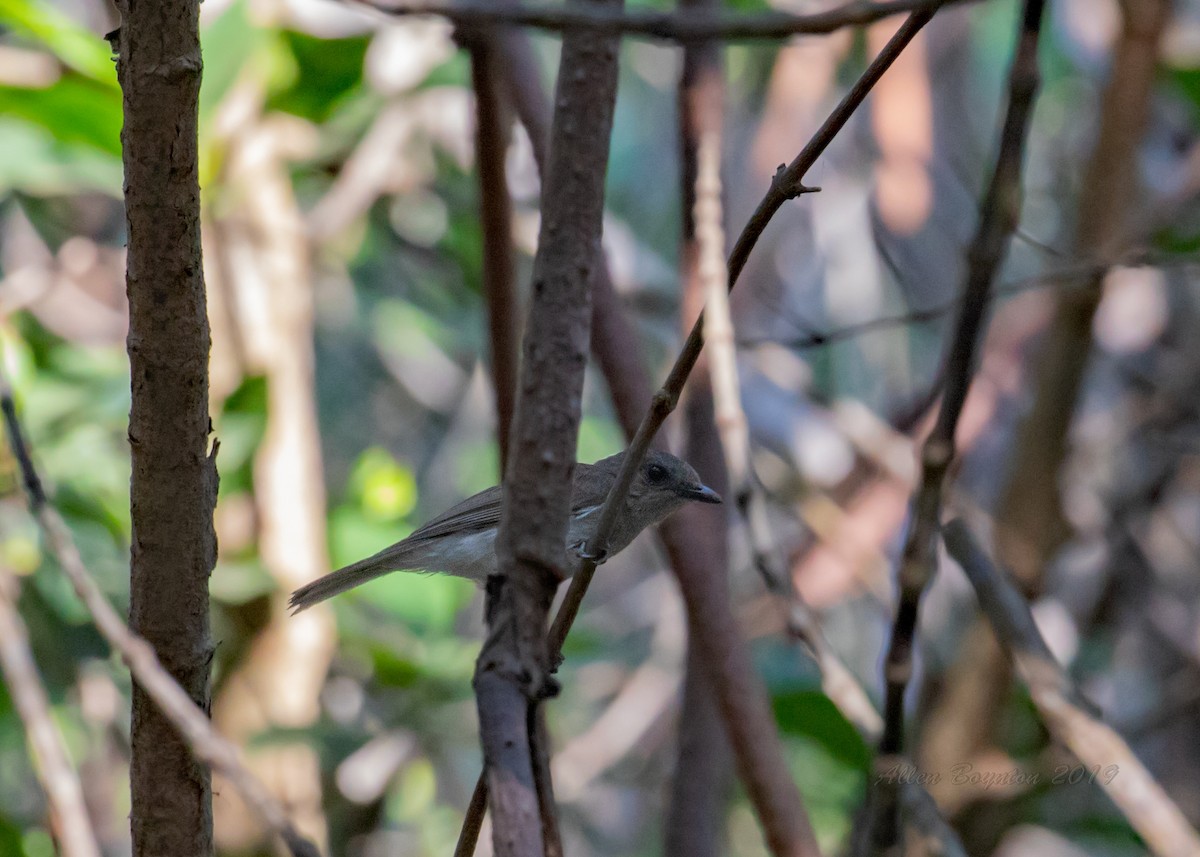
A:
[683,484,722,504]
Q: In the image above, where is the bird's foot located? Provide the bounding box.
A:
[572,540,608,565]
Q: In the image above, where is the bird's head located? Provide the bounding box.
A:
[612,449,721,530]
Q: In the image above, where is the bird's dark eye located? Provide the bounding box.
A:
[647,463,667,484]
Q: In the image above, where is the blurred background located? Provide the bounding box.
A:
[1,0,1200,854]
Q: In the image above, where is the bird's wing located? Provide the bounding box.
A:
[407,463,603,542]
[406,485,504,542]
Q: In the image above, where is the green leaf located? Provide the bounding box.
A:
[772,689,872,773]
[0,119,120,195]
[267,30,368,122]
[0,74,121,157]
[0,0,117,83]
[199,0,264,120]
[348,447,418,522]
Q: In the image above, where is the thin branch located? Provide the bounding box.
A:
[740,250,1192,353]
[688,0,888,748]
[554,3,936,675]
[0,571,101,857]
[944,520,1200,857]
[453,778,489,857]
[529,709,563,857]
[451,22,657,854]
[361,0,974,41]
[472,0,622,852]
[0,371,321,857]
[694,51,960,850]
[867,1,1047,848]
[464,30,520,469]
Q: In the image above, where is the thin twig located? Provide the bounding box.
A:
[554,4,936,679]
[0,371,321,857]
[740,251,1193,353]
[361,0,974,41]
[464,30,520,470]
[944,520,1200,857]
[866,2,1047,849]
[691,3,887,744]
[0,571,101,857]
[694,46,962,851]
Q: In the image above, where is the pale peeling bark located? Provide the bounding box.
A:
[665,8,733,855]
[209,115,334,853]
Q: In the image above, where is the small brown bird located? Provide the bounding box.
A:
[289,449,720,613]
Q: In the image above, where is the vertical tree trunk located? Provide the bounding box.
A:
[474,2,622,852]
[116,1,217,855]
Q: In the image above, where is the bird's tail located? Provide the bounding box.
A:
[289,542,428,613]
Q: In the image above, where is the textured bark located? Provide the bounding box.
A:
[473,2,622,854]
[116,1,217,855]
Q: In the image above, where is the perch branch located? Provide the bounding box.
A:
[0,372,321,857]
[867,0,1047,848]
[944,520,1200,857]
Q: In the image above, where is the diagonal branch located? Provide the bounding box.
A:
[865,0,1048,849]
[0,372,321,857]
[553,6,936,663]
[944,520,1200,857]
[360,0,974,42]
